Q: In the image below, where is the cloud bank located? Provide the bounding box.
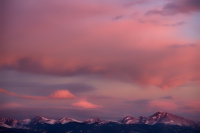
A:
[1,44,199,89]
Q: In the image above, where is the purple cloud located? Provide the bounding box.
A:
[160,96,176,100]
[163,21,186,27]
[145,0,200,16]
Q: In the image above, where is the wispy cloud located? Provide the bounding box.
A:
[0,88,76,99]
[178,101,200,111]
[0,103,25,109]
[123,0,148,7]
[0,88,18,97]
[160,96,176,100]
[125,99,151,106]
[163,21,186,27]
[168,44,197,48]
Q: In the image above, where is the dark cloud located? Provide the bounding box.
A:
[177,104,200,121]
[0,56,97,78]
[87,95,113,100]
[179,105,195,110]
[125,99,151,106]
[178,103,200,111]
[163,21,186,27]
[0,57,106,77]
[123,0,148,8]
[112,15,124,20]
[137,18,146,24]
[145,0,200,16]
[168,43,197,48]
[160,96,176,99]
[0,80,42,88]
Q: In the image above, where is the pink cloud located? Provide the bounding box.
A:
[1,43,199,89]
[72,100,101,109]
[49,90,76,99]
[1,103,24,109]
[0,88,18,97]
[0,88,76,100]
[0,0,199,90]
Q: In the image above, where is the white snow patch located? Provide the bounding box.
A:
[0,124,12,128]
[46,119,56,124]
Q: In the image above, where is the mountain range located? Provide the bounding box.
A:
[0,111,200,133]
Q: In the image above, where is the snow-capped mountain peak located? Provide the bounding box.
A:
[84,118,102,124]
[57,117,82,124]
[21,118,31,124]
[31,116,56,125]
[146,111,196,126]
[0,118,19,128]
[120,116,139,124]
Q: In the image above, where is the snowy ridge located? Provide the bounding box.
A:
[31,116,57,125]
[0,118,19,128]
[100,120,121,124]
[0,111,198,129]
[120,116,139,124]
[84,118,102,124]
[0,123,12,128]
[57,117,82,124]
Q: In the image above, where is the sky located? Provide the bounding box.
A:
[0,0,200,121]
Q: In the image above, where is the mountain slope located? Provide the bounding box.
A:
[146,111,196,126]
[0,111,198,129]
[120,116,139,124]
